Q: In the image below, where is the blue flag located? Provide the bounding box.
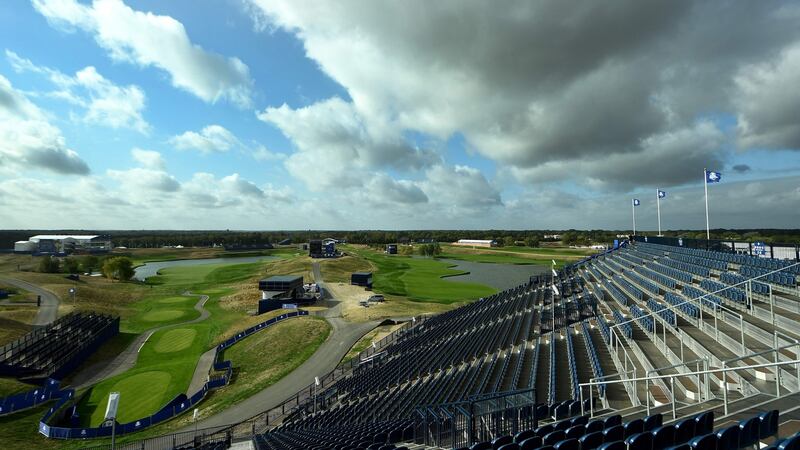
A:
[633,199,640,206]
[705,170,721,183]
[657,190,666,199]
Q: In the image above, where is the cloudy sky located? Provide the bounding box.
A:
[1,0,799,230]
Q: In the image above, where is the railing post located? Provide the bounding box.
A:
[775,350,782,397]
[670,377,676,420]
[722,362,729,416]
[645,377,650,416]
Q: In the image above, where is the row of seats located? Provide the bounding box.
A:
[658,257,710,278]
[647,299,676,328]
[630,305,654,333]
[626,271,663,296]
[601,278,629,307]
[580,321,605,396]
[681,286,723,310]
[664,292,700,319]
[699,279,746,305]
[615,276,645,302]
[635,266,677,290]
[462,409,780,450]
[667,252,727,272]
[740,266,796,287]
[565,328,579,400]
[611,310,632,339]
[720,272,770,295]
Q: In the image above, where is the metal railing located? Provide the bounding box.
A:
[413,388,537,449]
[579,358,800,421]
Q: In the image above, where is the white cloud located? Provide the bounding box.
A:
[735,40,800,149]
[0,74,90,175]
[32,0,253,107]
[131,148,165,170]
[169,124,240,154]
[6,50,149,133]
[258,97,438,191]
[246,0,800,193]
[252,145,286,162]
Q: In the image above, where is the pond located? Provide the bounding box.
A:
[439,258,551,291]
[133,256,279,281]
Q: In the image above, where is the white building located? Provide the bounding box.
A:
[15,235,112,253]
[453,239,498,248]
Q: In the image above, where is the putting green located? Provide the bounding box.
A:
[157,296,191,304]
[153,328,197,353]
[92,371,172,425]
[141,309,185,322]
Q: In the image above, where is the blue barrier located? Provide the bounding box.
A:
[0,378,61,416]
[38,310,308,439]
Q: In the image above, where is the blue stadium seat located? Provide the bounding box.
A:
[518,436,542,450]
[715,425,739,449]
[624,418,644,438]
[759,410,780,440]
[603,425,623,443]
[739,416,760,448]
[491,435,512,449]
[652,424,675,450]
[687,433,716,450]
[644,413,663,432]
[625,431,653,450]
[673,418,696,444]
[578,431,604,450]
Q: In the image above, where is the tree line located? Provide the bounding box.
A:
[37,254,135,281]
[4,228,800,250]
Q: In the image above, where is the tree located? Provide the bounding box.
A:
[399,245,415,256]
[525,237,539,248]
[502,236,515,247]
[103,257,135,281]
[81,255,99,274]
[38,255,60,273]
[62,257,80,274]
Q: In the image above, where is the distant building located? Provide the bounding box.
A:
[309,239,337,258]
[351,272,373,288]
[386,244,398,254]
[453,239,498,248]
[15,235,111,254]
[543,234,562,240]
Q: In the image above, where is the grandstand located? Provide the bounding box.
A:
[71,238,800,450]
[0,312,119,383]
[228,238,800,450]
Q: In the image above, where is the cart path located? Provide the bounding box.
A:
[180,261,379,430]
[70,292,210,389]
[0,275,60,326]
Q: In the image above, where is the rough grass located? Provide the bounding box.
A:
[189,317,331,422]
[438,244,590,266]
[0,377,36,397]
[319,255,373,283]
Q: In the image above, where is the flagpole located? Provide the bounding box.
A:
[632,200,636,236]
[656,189,662,236]
[704,168,710,240]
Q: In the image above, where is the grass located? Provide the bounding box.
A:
[344,246,496,303]
[0,377,36,397]
[124,247,301,267]
[194,317,330,420]
[318,255,373,283]
[437,244,592,267]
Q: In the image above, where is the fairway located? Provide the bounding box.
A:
[153,328,197,353]
[141,309,186,322]
[346,247,496,303]
[157,296,192,304]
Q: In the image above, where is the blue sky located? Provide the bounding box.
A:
[1,1,799,230]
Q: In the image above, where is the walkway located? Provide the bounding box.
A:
[0,275,60,326]
[70,293,210,389]
[181,261,380,430]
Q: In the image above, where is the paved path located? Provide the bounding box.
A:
[70,293,210,389]
[0,275,60,326]
[180,261,379,430]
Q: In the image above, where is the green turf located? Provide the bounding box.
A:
[437,252,569,267]
[84,371,172,425]
[153,328,197,353]
[73,261,265,427]
[347,247,496,303]
[141,309,186,322]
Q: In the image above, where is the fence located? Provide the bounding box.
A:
[413,388,538,449]
[81,314,428,450]
[39,311,308,440]
[0,378,64,416]
[632,235,800,261]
